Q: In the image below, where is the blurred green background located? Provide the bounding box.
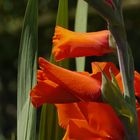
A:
[0,0,140,139]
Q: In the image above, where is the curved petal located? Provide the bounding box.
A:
[134,71,140,98]
[116,71,140,97]
[37,70,48,81]
[63,119,106,140]
[91,62,119,81]
[56,103,85,128]
[77,102,125,140]
[39,57,101,102]
[52,26,114,61]
[30,80,79,108]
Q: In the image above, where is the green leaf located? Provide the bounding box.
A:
[110,69,121,92]
[56,0,68,27]
[17,0,38,140]
[38,104,64,140]
[75,0,88,72]
[101,71,133,122]
[50,0,69,68]
[101,71,140,139]
[38,0,68,140]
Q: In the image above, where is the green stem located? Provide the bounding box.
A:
[109,16,138,140]
[109,25,135,103]
[83,0,139,139]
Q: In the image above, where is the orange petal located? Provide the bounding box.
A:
[63,119,106,140]
[91,62,119,81]
[39,57,101,102]
[52,26,114,61]
[116,71,140,97]
[37,70,48,81]
[115,73,123,93]
[78,71,91,77]
[77,102,125,140]
[134,71,140,98]
[30,80,79,108]
[56,103,85,128]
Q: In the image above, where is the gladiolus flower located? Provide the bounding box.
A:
[30,60,120,107]
[55,64,140,140]
[52,26,114,61]
[56,102,125,140]
[30,79,80,107]
[30,58,140,139]
[30,57,102,107]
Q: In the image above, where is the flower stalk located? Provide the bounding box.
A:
[109,18,138,140]
[84,0,138,139]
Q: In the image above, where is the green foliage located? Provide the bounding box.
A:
[101,70,138,139]
[38,0,69,140]
[49,0,69,68]
[75,0,88,72]
[56,0,68,28]
[38,104,63,140]
[17,0,38,140]
[101,71,133,122]
[85,0,138,139]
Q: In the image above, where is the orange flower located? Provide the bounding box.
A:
[54,63,126,140]
[115,71,140,98]
[30,57,102,107]
[30,56,140,139]
[55,65,140,140]
[52,26,114,61]
[56,102,125,140]
[91,62,119,81]
[30,59,120,107]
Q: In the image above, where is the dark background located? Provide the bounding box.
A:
[0,0,140,139]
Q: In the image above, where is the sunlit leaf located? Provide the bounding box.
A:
[17,0,38,140]
[75,0,88,72]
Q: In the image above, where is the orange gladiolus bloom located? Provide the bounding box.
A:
[55,64,140,140]
[52,26,114,61]
[30,58,140,139]
[30,58,121,108]
[56,102,125,140]
[30,57,102,107]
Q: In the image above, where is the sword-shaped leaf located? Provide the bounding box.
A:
[75,0,88,72]
[17,0,38,140]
